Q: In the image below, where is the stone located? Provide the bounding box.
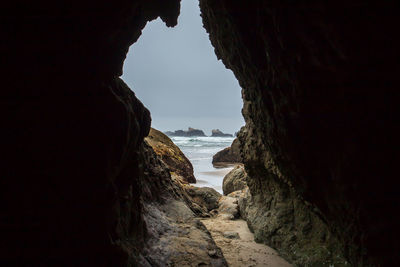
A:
[212,137,242,164]
[186,186,222,212]
[218,196,239,219]
[5,0,400,266]
[200,0,400,265]
[145,127,196,183]
[222,165,248,195]
[223,232,240,239]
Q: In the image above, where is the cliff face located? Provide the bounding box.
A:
[200,1,399,265]
[3,0,182,265]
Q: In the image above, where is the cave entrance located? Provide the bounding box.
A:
[122,0,244,193]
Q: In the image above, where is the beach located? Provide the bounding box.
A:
[170,136,236,193]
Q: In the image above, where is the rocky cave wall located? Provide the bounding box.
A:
[4,0,399,266]
[200,1,399,266]
[3,0,181,265]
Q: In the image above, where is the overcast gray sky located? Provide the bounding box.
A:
[122,0,244,135]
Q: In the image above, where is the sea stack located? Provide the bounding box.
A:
[211,129,233,137]
[165,127,206,137]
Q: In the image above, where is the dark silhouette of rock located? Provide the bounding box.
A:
[4,0,400,266]
[165,127,206,137]
[201,1,400,265]
[145,128,196,183]
[211,129,233,137]
[213,138,242,164]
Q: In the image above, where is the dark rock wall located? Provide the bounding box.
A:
[5,0,400,265]
[3,0,181,265]
[200,1,399,265]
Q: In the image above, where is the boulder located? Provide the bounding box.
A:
[211,129,233,137]
[222,165,247,195]
[145,128,196,183]
[218,196,239,220]
[212,138,242,164]
[186,186,222,212]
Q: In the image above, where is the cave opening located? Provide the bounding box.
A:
[122,0,244,193]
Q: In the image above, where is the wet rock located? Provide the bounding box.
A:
[212,138,242,165]
[143,200,227,266]
[218,196,239,219]
[222,165,247,195]
[145,127,196,183]
[186,186,222,212]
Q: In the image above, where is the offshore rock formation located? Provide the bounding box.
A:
[211,129,233,137]
[165,127,206,137]
[145,127,196,183]
[200,0,399,266]
[212,138,242,165]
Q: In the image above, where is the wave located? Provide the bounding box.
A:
[171,136,234,148]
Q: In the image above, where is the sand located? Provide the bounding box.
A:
[202,217,292,267]
[199,168,233,177]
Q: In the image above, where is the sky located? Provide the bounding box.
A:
[122,0,244,135]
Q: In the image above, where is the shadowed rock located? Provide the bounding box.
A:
[212,138,242,165]
[145,127,196,183]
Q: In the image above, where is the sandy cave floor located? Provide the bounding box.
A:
[202,217,292,267]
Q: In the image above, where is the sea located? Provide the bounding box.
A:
[170,136,236,194]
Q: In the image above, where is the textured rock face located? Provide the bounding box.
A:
[137,142,227,266]
[4,0,182,265]
[212,138,242,164]
[222,165,247,196]
[186,186,222,212]
[200,1,399,266]
[145,128,196,183]
[6,0,399,266]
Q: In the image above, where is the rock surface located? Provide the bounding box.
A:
[5,0,400,266]
[211,129,233,137]
[185,186,222,212]
[138,142,227,266]
[165,127,206,137]
[201,1,400,265]
[145,127,196,183]
[217,196,239,220]
[222,165,247,195]
[212,138,242,165]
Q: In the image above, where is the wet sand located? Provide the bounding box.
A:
[202,218,292,267]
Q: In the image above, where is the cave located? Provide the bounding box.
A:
[3,0,399,266]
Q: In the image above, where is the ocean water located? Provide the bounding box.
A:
[170,136,236,193]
